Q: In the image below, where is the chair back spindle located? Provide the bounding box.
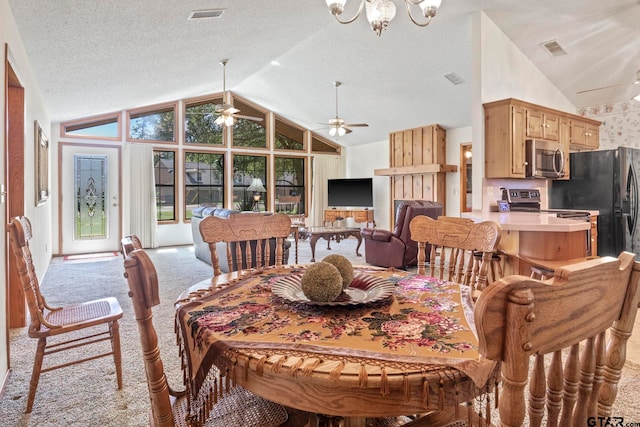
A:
[199,213,292,277]
[410,215,501,296]
[474,252,640,426]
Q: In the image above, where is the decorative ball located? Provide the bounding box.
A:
[322,254,354,290]
[301,262,343,302]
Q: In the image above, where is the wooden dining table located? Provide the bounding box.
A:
[174,265,499,427]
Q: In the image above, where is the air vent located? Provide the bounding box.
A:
[444,72,464,85]
[541,40,568,57]
[188,9,225,20]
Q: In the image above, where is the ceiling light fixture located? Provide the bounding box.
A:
[325,0,442,36]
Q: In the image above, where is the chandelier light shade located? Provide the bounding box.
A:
[325,0,443,36]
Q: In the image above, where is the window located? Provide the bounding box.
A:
[274,116,305,151]
[128,103,176,142]
[154,150,176,221]
[184,96,225,145]
[274,156,305,214]
[233,154,267,211]
[231,96,267,149]
[311,133,341,154]
[61,112,121,140]
[184,151,225,219]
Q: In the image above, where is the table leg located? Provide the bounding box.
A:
[354,233,362,257]
[309,235,319,262]
[292,227,299,264]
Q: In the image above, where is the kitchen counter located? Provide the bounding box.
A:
[463,210,599,276]
[463,210,597,232]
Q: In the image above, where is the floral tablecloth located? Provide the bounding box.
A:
[175,266,496,407]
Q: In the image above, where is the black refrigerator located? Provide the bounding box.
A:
[549,147,640,257]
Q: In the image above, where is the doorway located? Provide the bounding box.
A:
[460,143,472,213]
[59,143,121,254]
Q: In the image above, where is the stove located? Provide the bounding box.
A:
[501,187,592,256]
[501,187,591,220]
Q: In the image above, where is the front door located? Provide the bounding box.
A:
[60,143,121,255]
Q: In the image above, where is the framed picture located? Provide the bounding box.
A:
[35,120,49,206]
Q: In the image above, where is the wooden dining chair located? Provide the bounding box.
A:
[473,252,640,426]
[276,195,305,227]
[409,215,501,298]
[121,234,142,258]
[199,212,292,277]
[7,216,123,413]
[122,247,289,427]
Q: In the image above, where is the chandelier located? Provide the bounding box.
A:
[325,0,443,36]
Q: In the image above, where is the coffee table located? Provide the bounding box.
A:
[298,227,362,262]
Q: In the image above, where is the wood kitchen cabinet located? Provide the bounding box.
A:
[526,108,559,141]
[484,98,600,179]
[570,120,600,150]
[484,99,528,178]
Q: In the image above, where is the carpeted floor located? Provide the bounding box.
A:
[1,236,640,426]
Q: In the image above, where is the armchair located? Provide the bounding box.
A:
[362,200,442,268]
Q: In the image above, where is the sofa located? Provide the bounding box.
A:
[191,207,290,272]
[361,200,443,268]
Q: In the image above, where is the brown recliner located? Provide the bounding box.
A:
[362,200,443,268]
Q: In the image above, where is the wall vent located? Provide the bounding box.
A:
[188,9,225,20]
[541,40,568,57]
[444,72,464,85]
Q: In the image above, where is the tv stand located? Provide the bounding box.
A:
[324,208,375,227]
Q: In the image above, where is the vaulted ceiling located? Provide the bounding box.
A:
[8,0,640,146]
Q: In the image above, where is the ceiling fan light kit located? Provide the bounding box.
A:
[213,59,263,126]
[326,0,442,36]
[323,81,369,138]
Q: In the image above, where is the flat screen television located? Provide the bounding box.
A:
[327,178,373,208]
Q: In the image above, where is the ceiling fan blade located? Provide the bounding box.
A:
[344,127,353,134]
[344,123,369,127]
[233,114,263,122]
[214,103,234,113]
[576,82,631,94]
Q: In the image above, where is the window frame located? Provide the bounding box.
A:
[183,94,227,147]
[274,155,307,215]
[60,112,122,141]
[230,94,269,150]
[274,115,306,152]
[183,149,226,220]
[231,153,268,212]
[153,149,178,224]
[127,101,178,144]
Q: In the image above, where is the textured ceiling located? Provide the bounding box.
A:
[8,0,640,146]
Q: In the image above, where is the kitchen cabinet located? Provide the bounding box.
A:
[484,98,600,179]
[570,120,600,150]
[484,100,528,178]
[526,108,559,141]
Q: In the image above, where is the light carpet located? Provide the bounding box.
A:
[1,237,639,426]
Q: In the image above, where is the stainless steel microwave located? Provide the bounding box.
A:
[525,139,565,179]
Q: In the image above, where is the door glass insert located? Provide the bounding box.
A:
[74,155,107,239]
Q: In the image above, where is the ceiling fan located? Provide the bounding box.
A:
[321,81,369,137]
[576,68,640,95]
[212,59,263,126]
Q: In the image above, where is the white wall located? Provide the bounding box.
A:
[475,11,577,212]
[345,140,390,230]
[1,0,53,384]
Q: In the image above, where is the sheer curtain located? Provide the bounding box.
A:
[309,154,345,227]
[125,144,157,248]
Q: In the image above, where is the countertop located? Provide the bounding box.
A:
[462,210,598,232]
